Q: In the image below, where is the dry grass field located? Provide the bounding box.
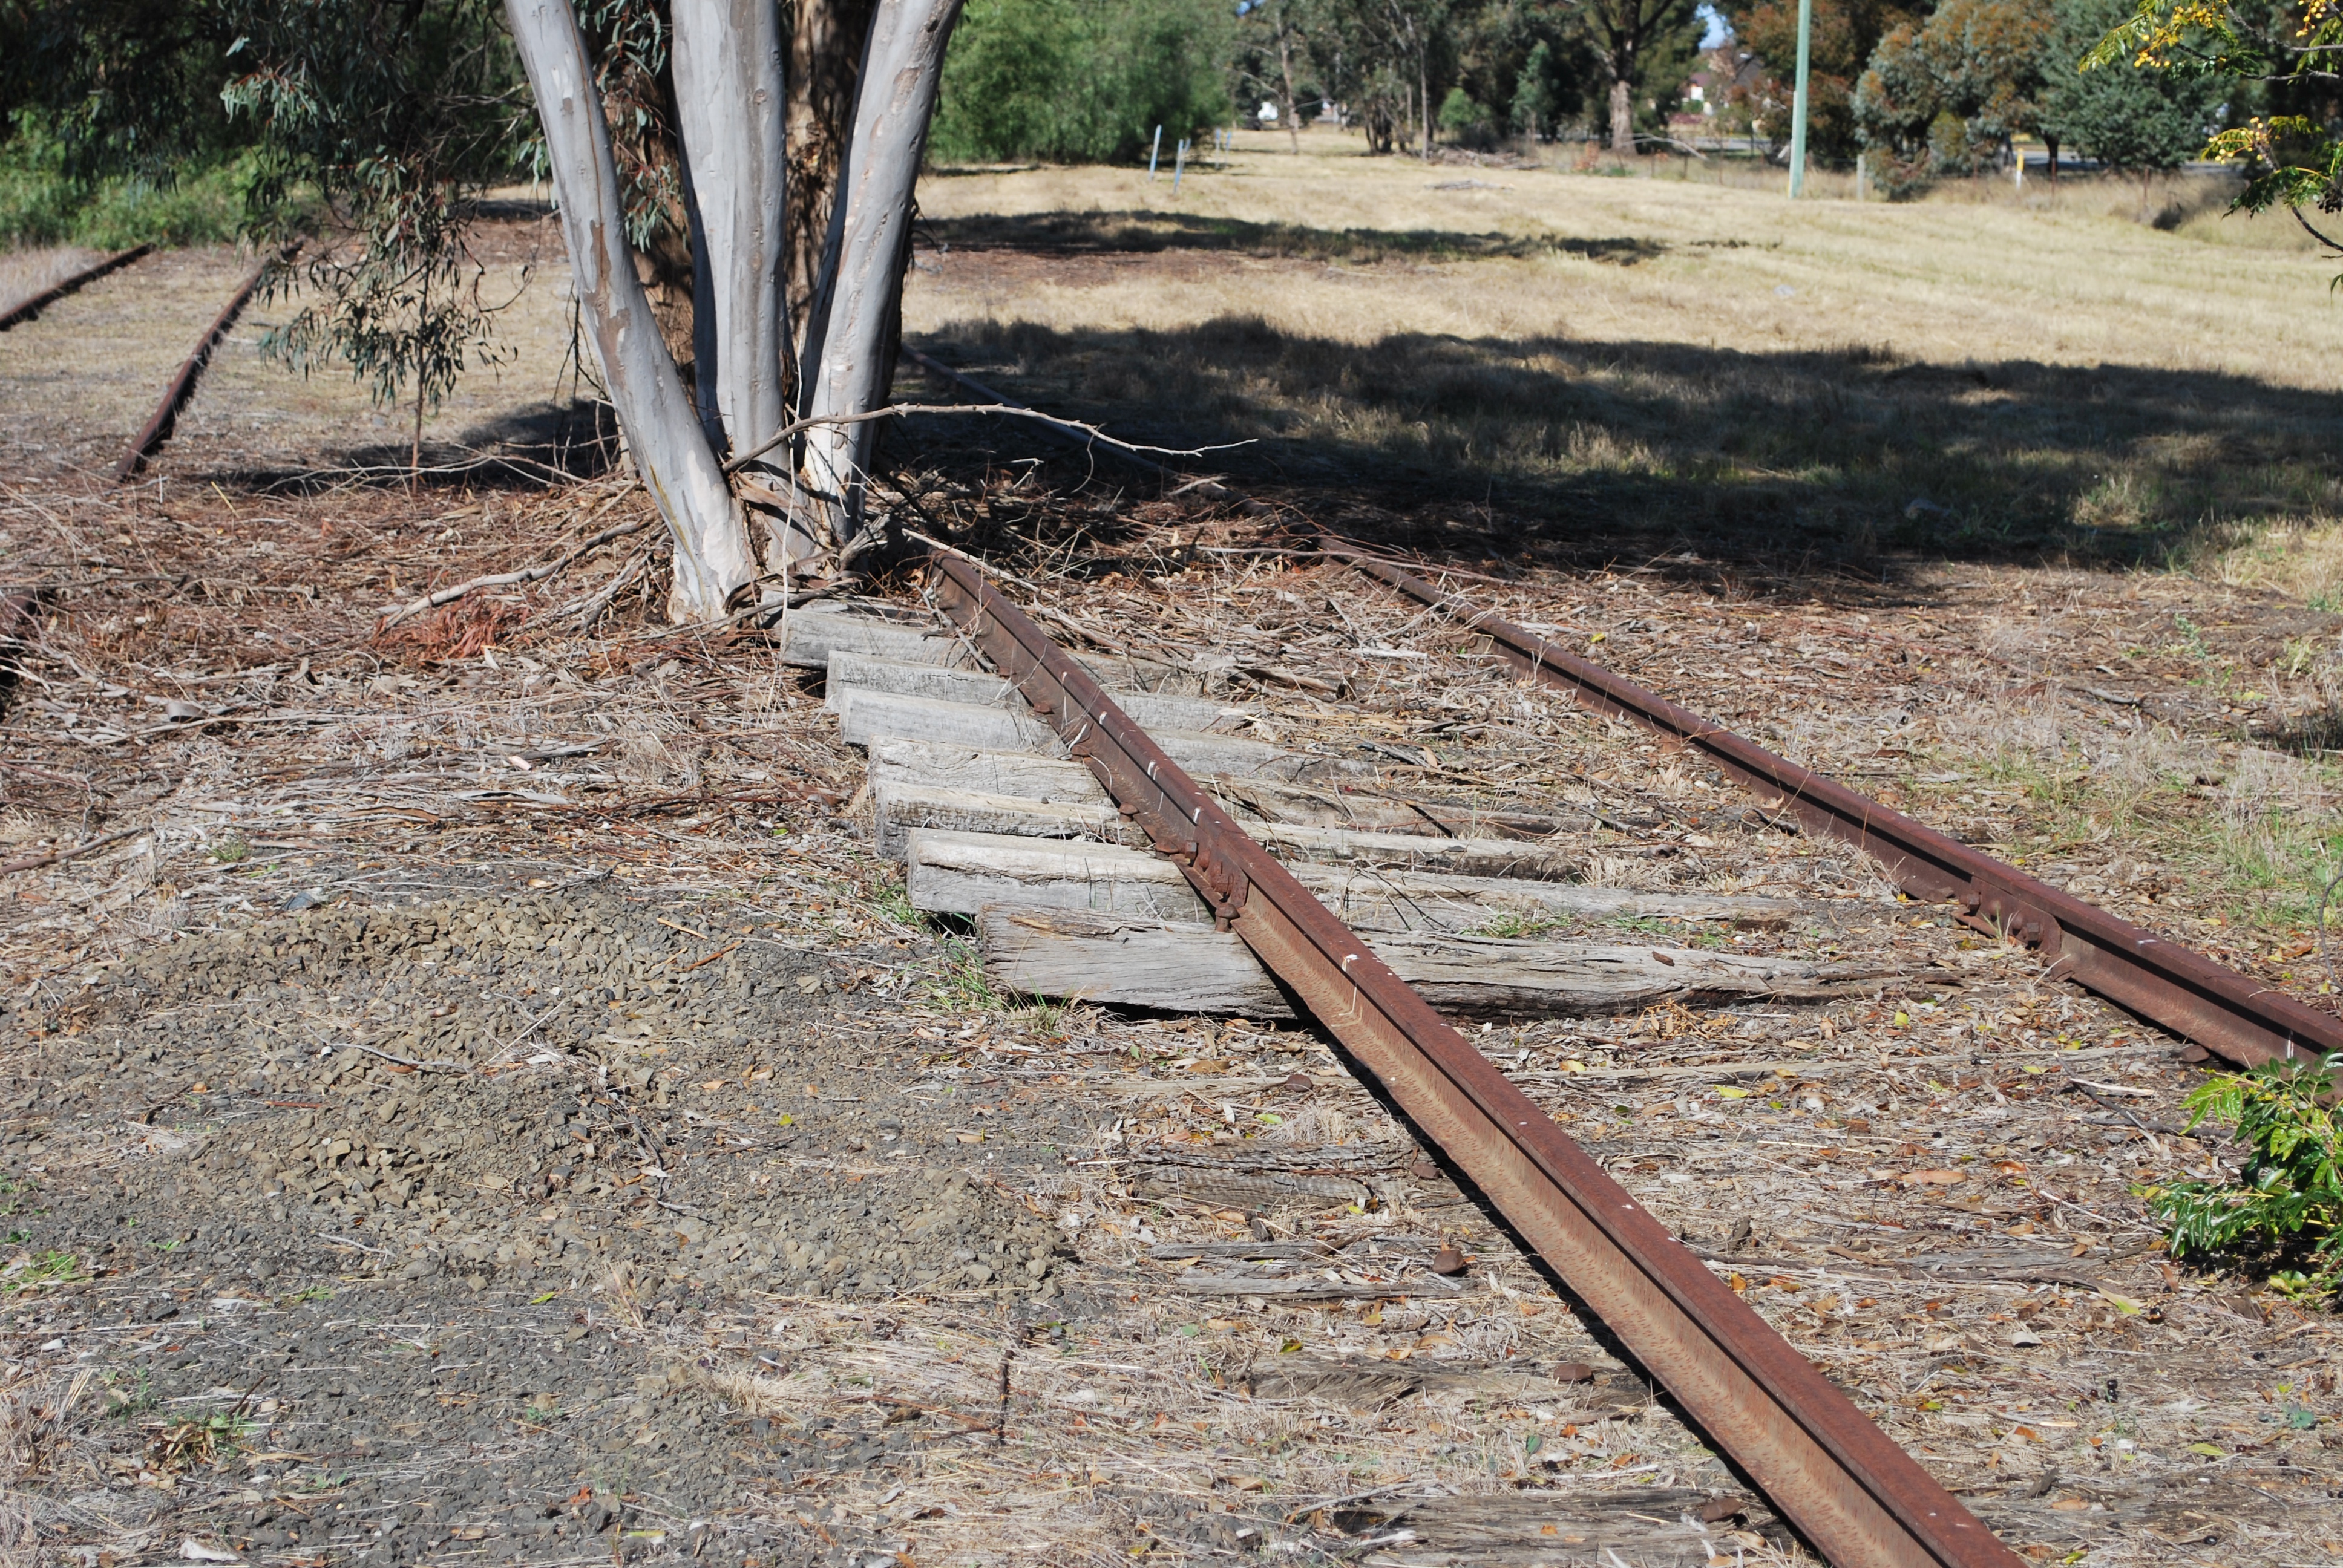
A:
[906,129,2343,579]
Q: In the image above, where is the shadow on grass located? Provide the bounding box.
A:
[920,209,1680,266]
[220,399,623,494]
[902,316,2343,586]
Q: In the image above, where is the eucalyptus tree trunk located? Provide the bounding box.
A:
[672,0,788,462]
[1274,2,1302,154]
[798,0,965,564]
[506,0,753,622]
[787,0,879,353]
[1416,34,1430,158]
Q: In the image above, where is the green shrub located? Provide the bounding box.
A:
[1438,87,1496,146]
[0,112,257,248]
[2148,1060,2343,1302]
[931,0,1233,165]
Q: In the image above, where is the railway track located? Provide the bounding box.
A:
[113,243,297,482]
[894,345,2332,1076]
[0,244,153,333]
[784,558,2054,1567]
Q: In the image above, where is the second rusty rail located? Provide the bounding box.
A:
[0,244,153,333]
[925,545,2023,1568]
[1331,541,2341,1071]
[114,244,296,483]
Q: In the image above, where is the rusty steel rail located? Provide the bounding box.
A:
[924,545,2022,1568]
[114,245,296,483]
[0,244,153,333]
[1331,542,2341,1071]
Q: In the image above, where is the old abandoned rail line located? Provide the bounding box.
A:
[791,550,2033,1567]
[113,243,297,483]
[1328,546,2339,1074]
[0,243,154,333]
[897,345,2335,1074]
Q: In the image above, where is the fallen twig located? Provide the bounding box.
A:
[548,545,650,630]
[0,826,140,876]
[483,999,568,1062]
[348,1041,465,1073]
[0,760,90,788]
[670,942,741,974]
[377,483,646,630]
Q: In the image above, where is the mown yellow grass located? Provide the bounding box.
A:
[905,129,2343,571]
[912,128,2340,384]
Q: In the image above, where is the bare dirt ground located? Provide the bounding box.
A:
[1,141,2340,1568]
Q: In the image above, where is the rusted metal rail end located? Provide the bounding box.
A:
[113,244,297,484]
[924,546,2023,1568]
[1331,542,2341,1071]
[0,243,154,333]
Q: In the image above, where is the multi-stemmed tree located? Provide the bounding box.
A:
[508,0,964,622]
[4,0,967,623]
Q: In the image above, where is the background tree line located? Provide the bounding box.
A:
[8,0,2325,256]
[925,0,2332,201]
[930,0,1711,163]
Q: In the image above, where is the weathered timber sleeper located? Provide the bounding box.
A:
[827,650,1238,732]
[977,905,1903,1018]
[868,739,1593,840]
[874,780,1583,877]
[782,605,971,668]
[903,830,1803,927]
[843,691,1366,780]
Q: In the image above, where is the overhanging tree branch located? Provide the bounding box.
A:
[722,402,1251,475]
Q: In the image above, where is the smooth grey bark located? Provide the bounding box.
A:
[505,0,752,622]
[798,0,966,559]
[672,0,789,462]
